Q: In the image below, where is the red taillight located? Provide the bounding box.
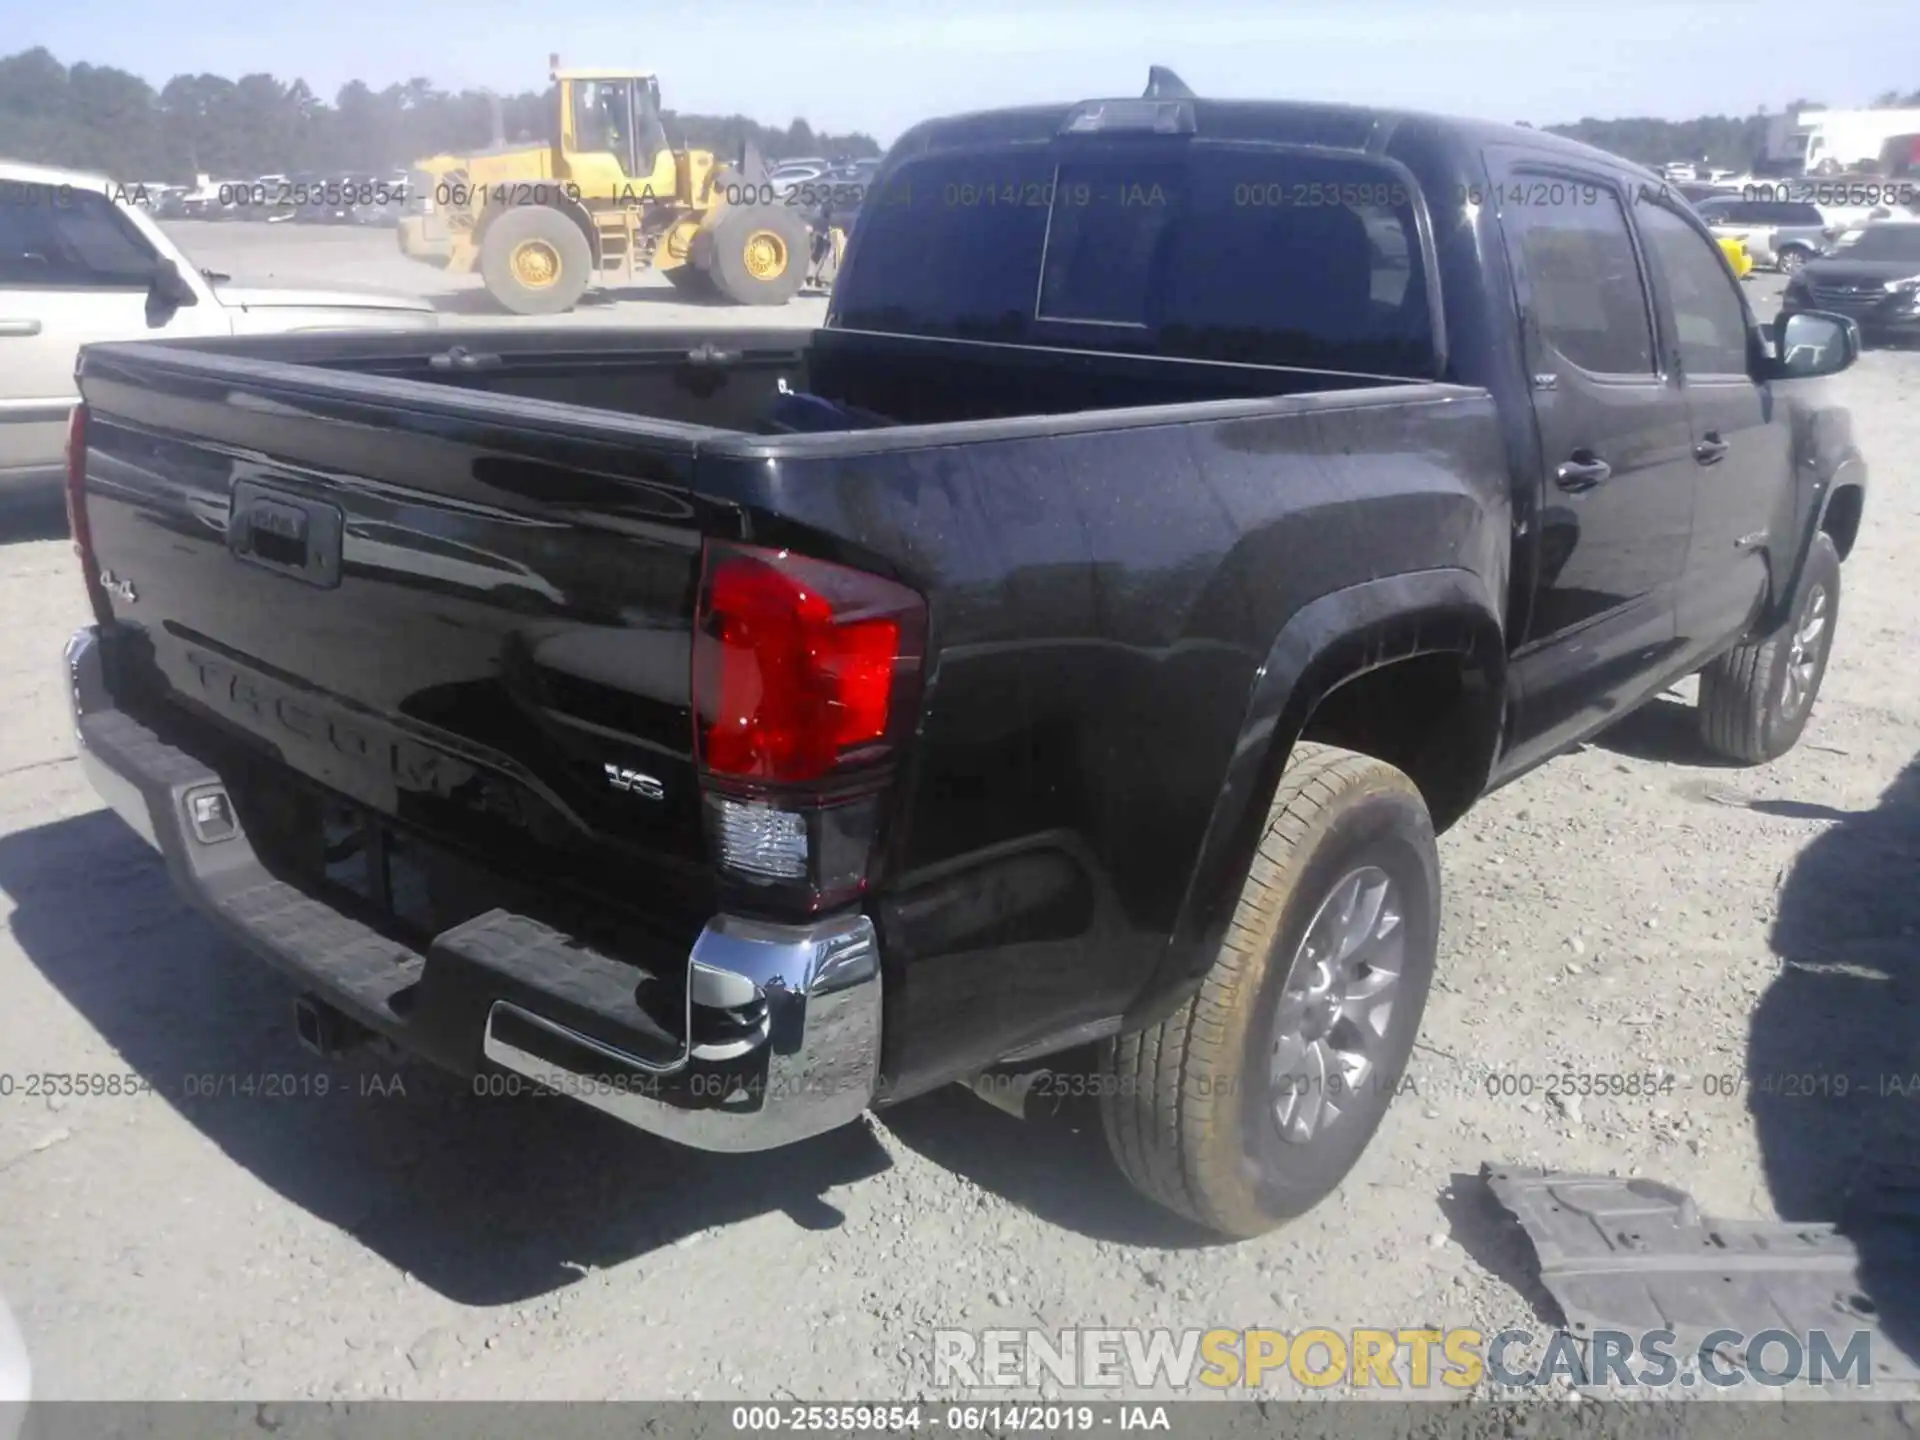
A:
[64,403,111,624]
[693,542,924,785]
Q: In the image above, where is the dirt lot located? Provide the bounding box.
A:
[0,258,1915,1403]
[157,219,833,329]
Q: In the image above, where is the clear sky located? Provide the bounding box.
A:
[13,0,1919,143]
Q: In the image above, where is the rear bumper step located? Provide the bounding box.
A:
[66,625,882,1153]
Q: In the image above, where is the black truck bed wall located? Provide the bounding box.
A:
[76,337,1508,1099]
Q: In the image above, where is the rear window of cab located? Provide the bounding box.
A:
[830,143,1439,379]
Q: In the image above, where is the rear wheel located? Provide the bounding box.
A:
[705,206,810,306]
[1698,531,1841,763]
[1100,742,1440,1237]
[479,206,592,316]
[1775,246,1812,275]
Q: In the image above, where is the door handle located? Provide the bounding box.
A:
[0,319,43,337]
[1554,453,1613,493]
[1694,432,1730,465]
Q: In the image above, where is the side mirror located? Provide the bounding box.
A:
[145,258,200,321]
[1768,310,1859,378]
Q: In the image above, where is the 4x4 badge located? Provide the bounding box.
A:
[602,764,665,801]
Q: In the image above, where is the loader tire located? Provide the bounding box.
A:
[1101,742,1440,1237]
[663,263,716,298]
[1698,531,1841,764]
[480,206,591,316]
[706,206,809,306]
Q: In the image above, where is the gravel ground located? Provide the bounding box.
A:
[0,251,1915,1403]
[157,219,833,330]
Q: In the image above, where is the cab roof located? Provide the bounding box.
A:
[893,93,1651,184]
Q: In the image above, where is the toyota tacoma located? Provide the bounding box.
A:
[62,76,1868,1236]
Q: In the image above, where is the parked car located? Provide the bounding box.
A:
[282,174,362,225]
[62,86,1866,1237]
[178,182,245,221]
[770,160,832,203]
[326,175,401,227]
[1693,195,1834,272]
[1824,207,1901,248]
[1677,181,1740,206]
[221,174,281,221]
[351,192,406,227]
[0,160,439,507]
[787,159,878,235]
[824,158,881,206]
[1780,219,1920,345]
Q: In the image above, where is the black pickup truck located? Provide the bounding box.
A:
[63,79,1868,1238]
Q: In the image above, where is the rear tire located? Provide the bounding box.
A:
[479,206,592,316]
[1698,531,1841,763]
[1101,742,1440,1237]
[705,206,810,306]
[1775,246,1812,275]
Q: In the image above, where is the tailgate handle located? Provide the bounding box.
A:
[685,343,742,366]
[229,482,345,589]
[428,345,502,372]
[0,319,42,337]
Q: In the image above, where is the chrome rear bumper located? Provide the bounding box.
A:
[482,913,880,1152]
[67,625,883,1153]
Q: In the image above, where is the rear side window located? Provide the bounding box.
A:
[0,188,157,286]
[1503,182,1654,376]
[832,145,1436,377]
[1637,201,1752,377]
[831,158,1053,342]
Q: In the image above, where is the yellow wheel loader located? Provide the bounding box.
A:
[397,58,841,315]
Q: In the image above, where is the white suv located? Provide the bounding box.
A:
[1,160,438,506]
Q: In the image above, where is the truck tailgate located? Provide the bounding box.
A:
[75,342,729,940]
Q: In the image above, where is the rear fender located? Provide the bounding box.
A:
[1124,568,1506,1029]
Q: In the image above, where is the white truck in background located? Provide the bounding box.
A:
[1,159,438,509]
[1773,108,1920,174]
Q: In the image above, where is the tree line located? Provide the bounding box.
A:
[0,47,882,183]
[3,47,1915,182]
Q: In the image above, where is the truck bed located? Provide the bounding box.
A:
[75,326,1506,1093]
[134,324,1418,432]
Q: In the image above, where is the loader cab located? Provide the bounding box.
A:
[553,64,675,204]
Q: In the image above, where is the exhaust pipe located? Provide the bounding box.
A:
[967,1068,1051,1121]
[293,993,370,1059]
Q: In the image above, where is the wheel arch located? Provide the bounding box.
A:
[1760,442,1866,634]
[474,195,601,270]
[1821,479,1865,561]
[1125,568,1507,1031]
